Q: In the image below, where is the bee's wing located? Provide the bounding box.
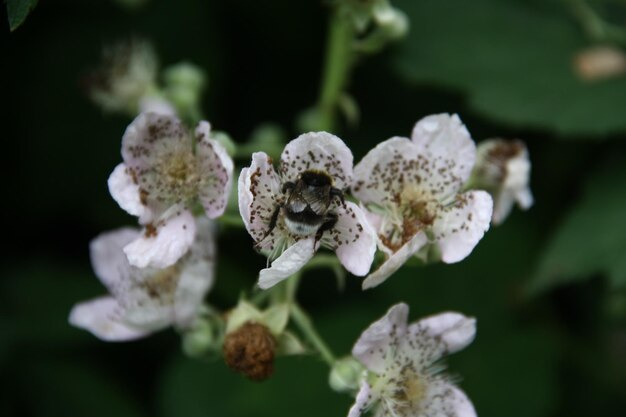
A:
[303,189,330,215]
[287,193,310,213]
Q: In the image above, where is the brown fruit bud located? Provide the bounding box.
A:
[223,322,276,381]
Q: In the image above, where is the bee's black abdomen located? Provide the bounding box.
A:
[300,170,332,187]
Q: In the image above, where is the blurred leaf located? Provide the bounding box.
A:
[158,354,351,417]
[21,358,146,417]
[393,0,626,136]
[6,0,38,31]
[529,159,626,294]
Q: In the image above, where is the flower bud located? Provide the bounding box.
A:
[329,356,364,393]
[223,322,276,381]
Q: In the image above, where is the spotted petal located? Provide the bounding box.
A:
[329,202,377,277]
[258,238,316,289]
[432,190,492,263]
[124,209,197,269]
[421,380,477,417]
[238,152,283,247]
[352,303,409,374]
[195,121,234,218]
[108,163,153,224]
[405,312,476,364]
[411,114,476,201]
[280,132,353,190]
[352,136,419,206]
[68,296,149,342]
[361,232,428,290]
[347,382,374,417]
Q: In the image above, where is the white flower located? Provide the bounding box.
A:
[68,218,216,341]
[88,39,174,116]
[238,132,377,289]
[109,112,233,269]
[352,114,493,289]
[472,139,533,225]
[348,303,476,417]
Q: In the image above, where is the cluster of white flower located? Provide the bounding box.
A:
[72,50,533,415]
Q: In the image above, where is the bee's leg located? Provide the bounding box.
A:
[315,212,338,247]
[255,204,282,250]
[282,182,296,194]
[330,187,345,205]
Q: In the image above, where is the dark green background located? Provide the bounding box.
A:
[2,0,626,416]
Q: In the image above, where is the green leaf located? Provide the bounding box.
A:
[6,0,39,31]
[392,0,626,137]
[529,158,626,294]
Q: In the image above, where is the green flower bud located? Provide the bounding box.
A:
[329,356,365,393]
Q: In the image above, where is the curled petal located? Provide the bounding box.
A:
[352,303,409,374]
[258,238,316,289]
[433,190,493,263]
[411,114,476,199]
[361,232,428,290]
[108,163,153,224]
[347,382,374,417]
[331,202,377,277]
[124,209,197,269]
[238,152,283,246]
[352,136,418,206]
[195,121,234,218]
[406,312,476,364]
[280,132,353,190]
[90,227,139,291]
[68,296,149,342]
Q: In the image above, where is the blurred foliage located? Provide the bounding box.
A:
[530,156,626,293]
[5,0,38,31]
[2,0,626,416]
[393,0,626,136]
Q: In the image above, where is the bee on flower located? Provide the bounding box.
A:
[352,114,493,289]
[238,132,377,289]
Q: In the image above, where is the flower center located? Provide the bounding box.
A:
[153,148,200,203]
[140,264,181,304]
[375,364,428,415]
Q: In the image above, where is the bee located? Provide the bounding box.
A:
[266,170,345,242]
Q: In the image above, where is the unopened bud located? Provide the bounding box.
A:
[223,322,276,381]
[329,357,364,393]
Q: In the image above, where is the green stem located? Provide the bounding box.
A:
[316,11,355,132]
[290,303,336,366]
[566,0,626,45]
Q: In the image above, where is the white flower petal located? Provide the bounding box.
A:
[174,259,214,328]
[195,121,234,218]
[411,113,476,198]
[331,202,377,277]
[238,152,283,247]
[280,131,353,190]
[90,227,139,291]
[362,232,428,290]
[68,296,149,342]
[352,137,418,206]
[406,312,476,363]
[433,190,493,263]
[516,187,534,209]
[258,238,316,289]
[107,163,153,223]
[422,380,477,417]
[348,382,374,417]
[492,190,516,226]
[352,303,409,374]
[124,209,197,269]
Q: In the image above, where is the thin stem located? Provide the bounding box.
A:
[316,11,355,132]
[290,303,336,366]
[566,0,626,45]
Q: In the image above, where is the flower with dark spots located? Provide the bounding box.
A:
[109,112,233,269]
[348,303,476,417]
[470,138,533,225]
[352,114,493,289]
[238,132,377,289]
[69,218,216,341]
